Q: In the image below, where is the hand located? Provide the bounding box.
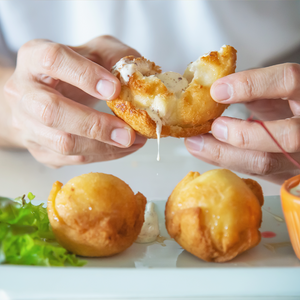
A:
[185,63,300,184]
[4,36,146,168]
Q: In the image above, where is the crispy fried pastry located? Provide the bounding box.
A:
[107,45,237,138]
[47,173,146,257]
[165,169,263,262]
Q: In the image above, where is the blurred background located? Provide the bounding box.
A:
[0,0,300,200]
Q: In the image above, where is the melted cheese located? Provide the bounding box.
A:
[135,202,160,243]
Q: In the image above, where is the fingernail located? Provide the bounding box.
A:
[133,134,147,145]
[111,128,131,146]
[96,80,116,99]
[212,83,232,102]
[212,120,228,141]
[185,136,204,152]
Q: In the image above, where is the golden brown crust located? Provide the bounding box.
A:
[107,99,214,138]
[47,173,146,257]
[108,46,237,138]
[165,169,263,262]
[242,178,264,206]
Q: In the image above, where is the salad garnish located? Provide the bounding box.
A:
[0,193,86,266]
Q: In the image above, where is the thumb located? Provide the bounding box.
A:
[210,63,300,104]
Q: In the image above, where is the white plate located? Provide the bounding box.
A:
[1,196,300,299]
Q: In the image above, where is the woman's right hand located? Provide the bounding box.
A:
[3,36,147,168]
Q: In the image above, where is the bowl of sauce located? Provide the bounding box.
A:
[281,174,300,260]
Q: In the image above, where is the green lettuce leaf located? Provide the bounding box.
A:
[0,194,86,266]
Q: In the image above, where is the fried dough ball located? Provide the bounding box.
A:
[47,173,146,257]
[165,169,263,262]
[107,45,237,138]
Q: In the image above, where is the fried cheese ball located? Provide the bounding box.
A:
[47,173,146,257]
[165,169,263,262]
[107,45,237,138]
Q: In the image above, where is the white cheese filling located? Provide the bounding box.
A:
[156,72,188,94]
[112,57,158,84]
[113,57,198,161]
[135,202,160,244]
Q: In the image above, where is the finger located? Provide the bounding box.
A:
[245,99,293,121]
[27,139,145,168]
[211,116,300,153]
[263,169,300,185]
[20,87,137,148]
[211,63,300,104]
[288,99,300,116]
[71,35,141,70]
[19,39,120,100]
[185,134,300,185]
[24,121,146,156]
[184,134,299,176]
[27,143,89,168]
[53,82,99,107]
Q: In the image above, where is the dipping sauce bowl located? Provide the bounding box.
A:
[281,174,300,260]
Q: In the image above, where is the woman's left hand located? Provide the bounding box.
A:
[185,63,300,184]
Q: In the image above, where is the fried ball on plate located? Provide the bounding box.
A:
[165,169,263,262]
[107,45,237,138]
[47,173,146,257]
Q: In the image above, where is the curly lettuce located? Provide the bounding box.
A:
[0,194,86,266]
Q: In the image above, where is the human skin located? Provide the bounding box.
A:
[0,36,147,168]
[185,63,300,184]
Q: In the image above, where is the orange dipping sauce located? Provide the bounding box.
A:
[281,175,300,260]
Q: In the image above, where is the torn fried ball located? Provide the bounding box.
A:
[107,45,237,138]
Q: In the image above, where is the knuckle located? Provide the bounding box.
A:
[251,152,280,176]
[281,118,300,152]
[210,144,225,162]
[243,78,254,98]
[232,127,250,149]
[74,65,90,86]
[283,63,300,97]
[18,39,44,62]
[18,40,36,58]
[100,35,117,42]
[21,91,61,127]
[41,42,65,72]
[100,34,122,46]
[39,94,60,127]
[239,73,255,99]
[55,132,76,155]
[72,155,87,164]
[87,35,117,51]
[85,114,105,140]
